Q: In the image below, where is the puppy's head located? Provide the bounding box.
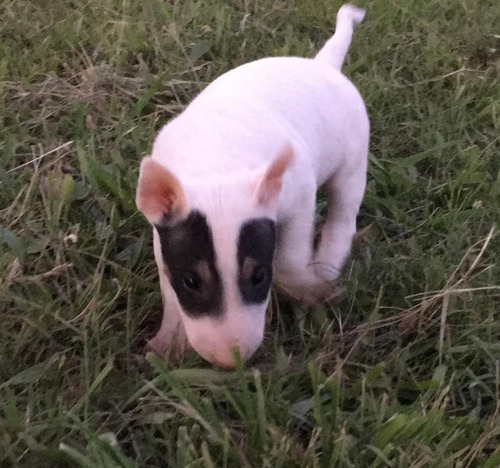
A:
[136,145,293,368]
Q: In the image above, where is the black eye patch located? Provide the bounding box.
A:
[237,218,276,304]
[155,211,223,318]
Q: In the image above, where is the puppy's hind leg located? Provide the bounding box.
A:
[313,165,367,282]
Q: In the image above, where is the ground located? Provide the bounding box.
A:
[0,0,499,466]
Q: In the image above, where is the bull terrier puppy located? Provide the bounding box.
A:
[136,4,369,368]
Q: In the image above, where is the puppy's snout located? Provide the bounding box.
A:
[182,309,266,368]
[209,340,259,369]
[189,330,262,369]
[211,346,241,370]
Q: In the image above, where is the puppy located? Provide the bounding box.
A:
[136,4,369,368]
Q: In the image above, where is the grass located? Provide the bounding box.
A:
[0,0,499,466]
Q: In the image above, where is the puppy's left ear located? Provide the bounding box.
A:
[136,156,189,226]
[254,143,294,208]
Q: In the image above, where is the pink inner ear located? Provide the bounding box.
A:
[255,143,294,206]
[136,157,188,224]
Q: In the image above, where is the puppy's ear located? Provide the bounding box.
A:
[254,143,294,208]
[136,156,189,225]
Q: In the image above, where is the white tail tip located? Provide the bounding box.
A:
[337,4,366,27]
[315,4,366,70]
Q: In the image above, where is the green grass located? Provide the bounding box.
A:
[1,0,499,466]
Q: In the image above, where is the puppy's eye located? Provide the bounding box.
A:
[250,265,270,288]
[181,271,202,291]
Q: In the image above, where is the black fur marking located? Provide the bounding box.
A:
[237,218,276,304]
[156,211,223,318]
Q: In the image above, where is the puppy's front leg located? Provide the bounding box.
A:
[313,167,367,281]
[145,229,189,357]
[273,191,336,304]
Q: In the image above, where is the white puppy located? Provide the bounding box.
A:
[136,4,369,368]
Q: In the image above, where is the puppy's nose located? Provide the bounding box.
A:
[212,356,236,370]
[210,344,243,369]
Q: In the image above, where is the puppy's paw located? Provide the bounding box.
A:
[275,267,340,306]
[312,261,342,282]
[296,279,340,306]
[144,325,191,361]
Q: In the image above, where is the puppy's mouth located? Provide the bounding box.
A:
[211,357,236,370]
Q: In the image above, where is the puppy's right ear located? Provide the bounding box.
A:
[136,157,189,225]
[253,143,294,209]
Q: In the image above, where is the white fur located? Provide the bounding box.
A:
[143,4,369,368]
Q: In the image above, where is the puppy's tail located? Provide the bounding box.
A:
[315,4,365,70]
